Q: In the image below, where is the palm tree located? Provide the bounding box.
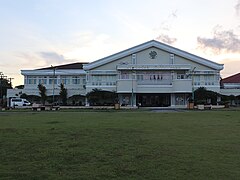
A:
[59,83,67,105]
[38,84,47,105]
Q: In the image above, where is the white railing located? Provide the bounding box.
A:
[88,81,116,86]
[137,80,172,85]
[117,64,191,70]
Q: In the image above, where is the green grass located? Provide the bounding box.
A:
[0,110,240,179]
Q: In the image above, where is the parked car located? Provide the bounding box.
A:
[10,98,31,108]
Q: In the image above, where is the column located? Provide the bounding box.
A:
[171,93,175,107]
[85,97,89,106]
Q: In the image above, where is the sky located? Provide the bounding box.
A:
[0,0,240,87]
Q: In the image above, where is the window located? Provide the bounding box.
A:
[170,54,175,64]
[38,76,47,84]
[132,54,137,64]
[137,74,143,81]
[91,75,116,86]
[204,75,214,86]
[26,76,37,84]
[193,75,200,86]
[49,77,57,85]
[61,76,70,85]
[72,76,80,84]
[120,72,130,79]
[92,75,102,82]
[177,74,185,79]
[12,99,22,102]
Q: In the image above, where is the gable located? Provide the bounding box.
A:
[84,41,223,71]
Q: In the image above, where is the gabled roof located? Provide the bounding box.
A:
[221,73,240,83]
[83,40,224,70]
[37,62,88,70]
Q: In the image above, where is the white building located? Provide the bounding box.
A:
[220,73,240,97]
[19,40,224,107]
[20,62,87,99]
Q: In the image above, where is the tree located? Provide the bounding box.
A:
[0,78,12,99]
[194,87,218,105]
[59,83,67,105]
[38,84,47,105]
[20,93,41,104]
[86,89,117,106]
[68,94,85,106]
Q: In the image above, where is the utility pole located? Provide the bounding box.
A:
[131,67,134,107]
[51,65,56,105]
[8,78,14,87]
[0,72,4,100]
[192,67,196,103]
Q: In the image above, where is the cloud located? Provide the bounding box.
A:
[236,0,240,15]
[197,26,240,54]
[220,58,240,78]
[153,10,178,45]
[156,34,177,45]
[154,9,178,33]
[39,51,66,64]
[15,51,73,69]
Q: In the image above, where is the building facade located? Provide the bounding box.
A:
[21,63,87,97]
[19,40,224,107]
[220,73,240,96]
[220,73,240,106]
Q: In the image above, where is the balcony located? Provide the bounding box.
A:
[172,79,192,92]
[117,79,192,93]
[87,78,193,94]
[137,79,172,85]
[117,79,137,93]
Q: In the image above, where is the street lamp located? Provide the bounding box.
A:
[192,67,196,103]
[0,72,3,99]
[131,67,134,107]
[51,65,56,105]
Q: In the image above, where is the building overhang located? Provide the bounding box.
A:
[21,69,86,76]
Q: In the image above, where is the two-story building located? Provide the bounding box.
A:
[18,40,224,107]
[21,62,87,98]
[83,40,223,107]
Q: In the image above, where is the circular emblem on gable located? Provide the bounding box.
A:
[149,51,157,59]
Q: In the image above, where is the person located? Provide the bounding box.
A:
[137,103,141,109]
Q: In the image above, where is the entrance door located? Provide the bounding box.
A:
[137,94,171,107]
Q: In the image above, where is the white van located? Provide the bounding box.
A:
[10,98,31,108]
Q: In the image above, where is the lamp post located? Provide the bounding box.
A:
[51,65,56,105]
[131,67,134,107]
[192,67,196,103]
[0,72,3,100]
[8,78,14,88]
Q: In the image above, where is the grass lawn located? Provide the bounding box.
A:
[0,110,240,179]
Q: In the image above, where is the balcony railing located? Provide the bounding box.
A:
[117,64,191,70]
[137,80,172,85]
[87,81,116,86]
